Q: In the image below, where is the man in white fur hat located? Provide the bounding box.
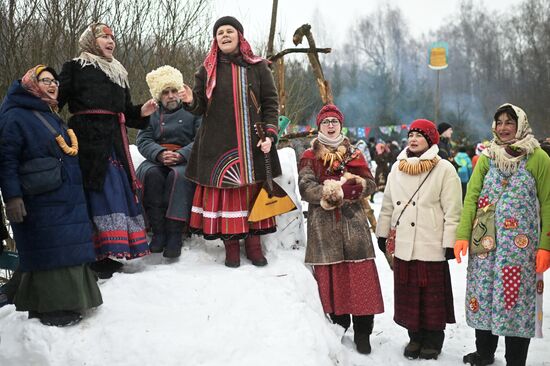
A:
[136,65,201,258]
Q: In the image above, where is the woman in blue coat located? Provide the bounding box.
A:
[0,65,102,326]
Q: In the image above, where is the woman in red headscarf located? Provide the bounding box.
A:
[179,16,281,268]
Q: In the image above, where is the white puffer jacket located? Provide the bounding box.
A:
[376,144,462,261]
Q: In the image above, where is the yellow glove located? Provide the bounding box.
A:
[454,240,469,264]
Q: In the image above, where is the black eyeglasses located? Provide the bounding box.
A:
[38,78,59,86]
[321,119,340,126]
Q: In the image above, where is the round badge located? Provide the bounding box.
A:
[469,297,479,312]
[481,236,495,250]
[537,280,544,295]
[514,234,529,249]
[477,252,488,259]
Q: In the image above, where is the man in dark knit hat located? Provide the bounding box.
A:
[437,122,457,168]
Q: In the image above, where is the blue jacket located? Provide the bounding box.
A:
[455,152,473,183]
[0,80,95,271]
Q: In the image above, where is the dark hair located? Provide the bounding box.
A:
[494,105,518,123]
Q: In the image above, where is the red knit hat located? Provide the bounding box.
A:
[316,104,344,128]
[409,119,439,146]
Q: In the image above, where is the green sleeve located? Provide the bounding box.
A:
[456,154,490,240]
[526,148,550,250]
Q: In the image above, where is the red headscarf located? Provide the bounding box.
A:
[21,65,59,111]
[203,32,265,100]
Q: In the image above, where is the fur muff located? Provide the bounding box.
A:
[146,65,184,100]
[320,179,344,210]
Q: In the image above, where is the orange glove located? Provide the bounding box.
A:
[536,249,550,273]
[454,240,469,264]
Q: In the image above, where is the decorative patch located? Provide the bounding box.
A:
[477,196,490,209]
[537,280,544,295]
[514,234,529,249]
[503,218,519,229]
[469,297,479,312]
[502,266,521,310]
[481,236,495,251]
[477,252,488,259]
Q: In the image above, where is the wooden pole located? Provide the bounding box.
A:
[266,0,278,58]
[435,69,440,123]
[277,58,286,115]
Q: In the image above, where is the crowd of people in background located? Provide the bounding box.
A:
[1,15,550,366]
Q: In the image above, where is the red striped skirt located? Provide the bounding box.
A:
[189,184,276,240]
[313,260,384,316]
[393,258,455,331]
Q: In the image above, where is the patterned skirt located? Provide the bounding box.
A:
[393,258,455,331]
[86,153,149,260]
[313,260,384,316]
[189,184,276,240]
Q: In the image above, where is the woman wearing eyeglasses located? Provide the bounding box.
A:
[0,65,102,326]
[58,23,157,278]
[298,104,383,354]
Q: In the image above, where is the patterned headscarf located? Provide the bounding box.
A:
[75,22,129,88]
[21,65,59,111]
[483,103,540,174]
[79,23,115,60]
[203,32,264,100]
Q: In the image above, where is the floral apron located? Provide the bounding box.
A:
[465,160,543,338]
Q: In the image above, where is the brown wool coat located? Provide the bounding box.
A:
[299,138,377,264]
[184,58,281,188]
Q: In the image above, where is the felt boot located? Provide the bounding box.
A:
[244,235,267,266]
[353,315,373,354]
[224,240,240,268]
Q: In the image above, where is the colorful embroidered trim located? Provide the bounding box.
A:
[232,63,255,185]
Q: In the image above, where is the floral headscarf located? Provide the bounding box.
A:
[21,65,59,111]
[483,103,540,174]
[75,22,129,88]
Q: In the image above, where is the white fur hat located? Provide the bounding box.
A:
[146,65,184,100]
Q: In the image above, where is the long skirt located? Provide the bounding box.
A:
[14,264,102,313]
[86,154,149,259]
[313,260,384,315]
[393,258,455,331]
[189,184,276,240]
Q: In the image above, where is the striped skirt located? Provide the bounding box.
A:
[189,184,276,240]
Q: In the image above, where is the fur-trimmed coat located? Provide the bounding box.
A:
[299,138,377,264]
[184,56,281,188]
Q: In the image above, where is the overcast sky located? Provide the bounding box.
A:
[211,0,524,51]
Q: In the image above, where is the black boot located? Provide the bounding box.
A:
[404,330,423,359]
[504,336,530,366]
[39,310,82,327]
[419,329,444,360]
[329,313,351,332]
[163,232,183,258]
[353,315,373,354]
[163,220,184,258]
[463,329,498,365]
[149,232,166,253]
[90,258,123,279]
[146,207,167,253]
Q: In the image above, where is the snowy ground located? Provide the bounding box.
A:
[0,150,549,365]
